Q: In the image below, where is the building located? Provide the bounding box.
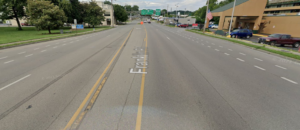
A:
[91,1,116,26]
[210,0,300,37]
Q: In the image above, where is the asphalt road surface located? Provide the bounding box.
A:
[0,21,300,130]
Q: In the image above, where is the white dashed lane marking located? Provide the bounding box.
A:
[215,49,220,52]
[254,58,263,61]
[275,65,287,70]
[0,74,31,91]
[281,77,298,84]
[254,65,266,71]
[236,58,245,62]
[18,52,26,54]
[41,50,47,52]
[0,56,8,60]
[240,53,246,55]
[224,53,230,56]
[228,49,233,51]
[4,60,14,64]
[25,54,33,57]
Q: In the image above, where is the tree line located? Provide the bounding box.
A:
[0,0,138,33]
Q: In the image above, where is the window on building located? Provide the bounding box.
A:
[104,12,110,16]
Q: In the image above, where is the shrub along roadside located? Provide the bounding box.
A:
[187,29,300,61]
[0,27,112,49]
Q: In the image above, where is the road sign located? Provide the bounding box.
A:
[76,24,84,29]
[72,24,76,29]
[156,9,161,16]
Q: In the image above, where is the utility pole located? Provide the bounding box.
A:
[167,4,169,17]
[203,0,210,33]
[175,3,179,25]
[111,0,114,27]
[229,0,237,35]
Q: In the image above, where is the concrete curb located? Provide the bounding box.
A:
[187,30,300,63]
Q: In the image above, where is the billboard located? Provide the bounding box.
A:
[155,9,161,16]
[141,9,154,15]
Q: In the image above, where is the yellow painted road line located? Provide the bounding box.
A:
[135,25,148,130]
[64,28,134,130]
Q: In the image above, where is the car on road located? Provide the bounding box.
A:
[258,34,300,48]
[21,23,29,26]
[211,25,219,29]
[230,29,253,39]
[178,24,189,28]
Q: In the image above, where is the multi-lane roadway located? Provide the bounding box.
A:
[0,21,299,130]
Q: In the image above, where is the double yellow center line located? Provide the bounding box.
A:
[64,28,134,130]
[135,25,148,130]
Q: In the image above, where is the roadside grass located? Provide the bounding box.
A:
[167,25,176,28]
[0,26,111,44]
[0,26,112,49]
[187,29,300,61]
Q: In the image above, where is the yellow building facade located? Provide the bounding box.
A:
[211,0,300,37]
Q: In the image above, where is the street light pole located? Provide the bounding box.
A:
[175,3,178,26]
[203,0,210,33]
[229,0,237,35]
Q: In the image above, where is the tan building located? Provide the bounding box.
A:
[211,0,300,37]
[92,1,116,26]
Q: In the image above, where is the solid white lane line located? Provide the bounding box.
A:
[4,60,14,64]
[240,53,246,55]
[18,52,26,54]
[167,37,170,40]
[236,58,245,62]
[254,65,266,71]
[41,50,47,52]
[224,53,230,56]
[215,49,220,51]
[0,75,31,91]
[281,77,298,84]
[34,48,40,50]
[228,49,233,51]
[0,56,8,60]
[254,58,263,61]
[25,54,33,57]
[275,65,287,70]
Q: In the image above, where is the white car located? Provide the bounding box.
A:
[211,25,219,29]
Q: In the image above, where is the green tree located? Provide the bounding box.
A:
[27,0,67,34]
[132,5,139,11]
[113,4,128,22]
[104,0,111,5]
[161,9,167,16]
[69,0,83,23]
[82,2,105,27]
[124,5,131,11]
[0,0,27,30]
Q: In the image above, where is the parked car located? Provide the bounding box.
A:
[258,34,300,48]
[148,21,151,24]
[176,23,181,27]
[178,24,189,28]
[211,25,219,29]
[230,29,253,39]
[21,23,29,26]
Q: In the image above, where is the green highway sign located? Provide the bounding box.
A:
[155,9,161,16]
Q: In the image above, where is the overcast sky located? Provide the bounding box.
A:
[80,0,225,11]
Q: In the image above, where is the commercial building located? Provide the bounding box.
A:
[92,1,116,26]
[210,0,300,37]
